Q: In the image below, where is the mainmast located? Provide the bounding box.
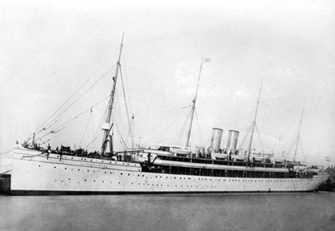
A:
[185,57,207,148]
[247,79,263,160]
[293,102,305,163]
[101,33,124,156]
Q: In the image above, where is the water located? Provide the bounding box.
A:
[1,192,335,231]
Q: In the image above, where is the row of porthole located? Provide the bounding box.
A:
[53,155,137,167]
[52,175,293,185]
[43,159,299,179]
[230,179,293,183]
[47,165,297,183]
[51,178,299,190]
[51,180,221,189]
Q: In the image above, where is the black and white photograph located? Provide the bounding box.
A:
[0,0,335,230]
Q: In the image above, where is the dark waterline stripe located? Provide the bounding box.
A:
[9,189,315,196]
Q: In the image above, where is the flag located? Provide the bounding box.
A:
[326,156,331,162]
[204,57,211,62]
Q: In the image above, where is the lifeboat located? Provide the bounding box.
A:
[212,153,229,160]
[253,156,265,162]
[174,149,192,156]
[272,157,286,164]
[143,149,172,156]
[231,155,247,161]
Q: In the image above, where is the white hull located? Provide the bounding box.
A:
[11,147,329,194]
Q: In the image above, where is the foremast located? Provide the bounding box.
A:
[185,57,208,148]
[101,34,124,156]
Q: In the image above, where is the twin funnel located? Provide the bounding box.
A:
[210,128,239,153]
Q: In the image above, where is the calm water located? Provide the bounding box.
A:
[1,192,335,231]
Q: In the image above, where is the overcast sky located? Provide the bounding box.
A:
[1,0,335,169]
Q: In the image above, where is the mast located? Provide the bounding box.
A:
[293,102,305,163]
[131,114,134,149]
[247,79,263,160]
[185,57,206,148]
[101,33,124,156]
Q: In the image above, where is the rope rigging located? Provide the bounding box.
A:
[34,94,110,142]
[114,121,128,150]
[255,124,264,152]
[83,137,99,150]
[194,109,205,146]
[79,107,94,147]
[26,66,115,143]
[30,77,92,138]
[119,66,134,147]
[142,114,184,145]
[0,151,11,155]
[238,122,253,150]
[176,109,192,145]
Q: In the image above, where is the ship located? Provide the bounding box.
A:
[10,35,329,195]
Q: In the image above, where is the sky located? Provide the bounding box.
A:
[1,0,335,171]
